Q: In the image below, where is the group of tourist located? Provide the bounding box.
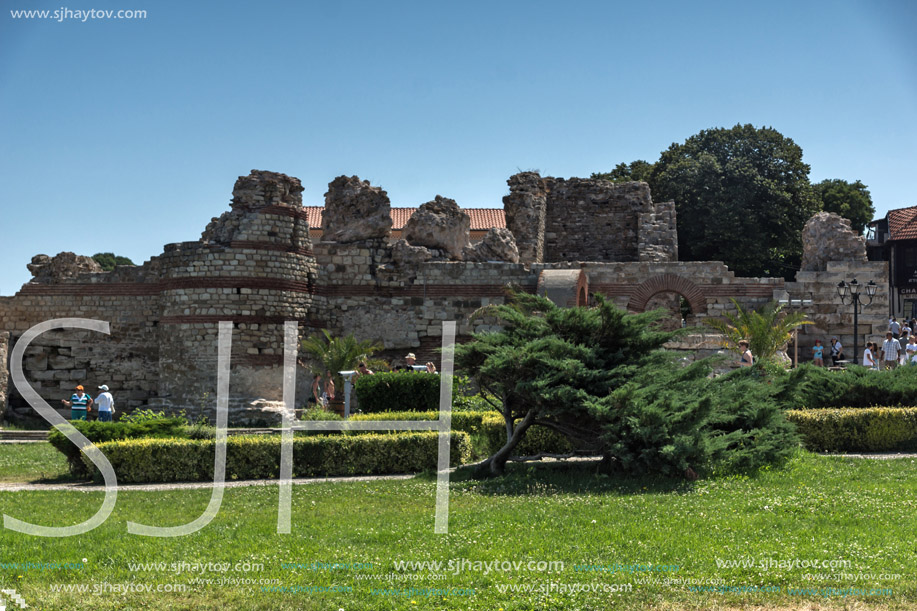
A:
[309,352,439,408]
[60,384,115,421]
[810,337,846,367]
[862,322,917,370]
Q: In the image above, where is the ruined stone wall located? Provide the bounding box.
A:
[503,172,547,265]
[0,332,8,420]
[311,241,533,365]
[542,178,676,264]
[638,200,678,262]
[0,170,318,425]
[0,268,161,420]
[0,169,888,425]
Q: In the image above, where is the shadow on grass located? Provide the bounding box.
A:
[416,459,696,497]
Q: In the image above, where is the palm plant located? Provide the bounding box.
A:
[300,330,384,391]
[705,299,812,363]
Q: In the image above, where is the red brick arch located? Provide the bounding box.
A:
[627,274,707,315]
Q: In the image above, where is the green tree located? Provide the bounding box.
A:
[455,290,674,477]
[650,124,820,278]
[91,252,135,271]
[455,290,797,478]
[705,299,811,363]
[813,178,874,234]
[592,160,655,183]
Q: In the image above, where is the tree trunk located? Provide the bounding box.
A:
[473,410,537,479]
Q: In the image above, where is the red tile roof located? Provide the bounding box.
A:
[887,206,917,241]
[303,206,505,231]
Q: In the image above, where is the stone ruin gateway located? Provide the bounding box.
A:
[0,170,889,425]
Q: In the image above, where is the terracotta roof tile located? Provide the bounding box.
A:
[887,206,917,241]
[303,206,505,231]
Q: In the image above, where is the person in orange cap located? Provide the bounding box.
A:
[61,385,93,420]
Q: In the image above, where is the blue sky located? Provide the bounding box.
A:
[1,0,915,294]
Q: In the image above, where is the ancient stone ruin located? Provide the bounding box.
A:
[800,212,868,272]
[0,169,889,425]
[321,175,393,243]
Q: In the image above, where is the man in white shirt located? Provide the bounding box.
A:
[95,384,115,422]
[881,333,900,370]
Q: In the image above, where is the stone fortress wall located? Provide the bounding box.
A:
[0,170,888,424]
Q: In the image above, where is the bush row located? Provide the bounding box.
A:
[350,411,575,457]
[83,432,471,483]
[354,372,441,412]
[352,373,491,413]
[48,418,188,476]
[775,364,917,409]
[786,408,917,452]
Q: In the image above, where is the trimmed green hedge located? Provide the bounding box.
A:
[48,418,188,476]
[786,408,917,452]
[775,364,917,409]
[350,411,575,457]
[83,432,471,483]
[354,372,441,412]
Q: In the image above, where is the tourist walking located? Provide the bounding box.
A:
[61,385,93,420]
[890,317,901,339]
[95,384,115,422]
[812,339,825,367]
[323,370,335,405]
[311,372,325,407]
[907,337,917,366]
[829,337,845,366]
[863,343,876,369]
[881,332,901,370]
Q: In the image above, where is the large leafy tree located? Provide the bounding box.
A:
[813,178,874,234]
[592,160,655,183]
[651,124,820,278]
[595,125,821,279]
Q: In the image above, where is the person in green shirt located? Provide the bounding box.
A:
[61,384,93,420]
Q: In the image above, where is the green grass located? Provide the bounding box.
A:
[0,451,915,609]
[0,442,72,483]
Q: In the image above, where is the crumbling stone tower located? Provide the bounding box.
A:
[155,170,317,420]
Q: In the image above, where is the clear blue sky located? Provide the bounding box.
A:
[1,0,914,294]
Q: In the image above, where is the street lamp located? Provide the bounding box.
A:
[837,278,878,365]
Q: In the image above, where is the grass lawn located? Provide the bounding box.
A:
[0,449,914,610]
[0,442,73,483]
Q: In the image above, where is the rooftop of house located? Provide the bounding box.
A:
[303,206,505,231]
[886,206,917,241]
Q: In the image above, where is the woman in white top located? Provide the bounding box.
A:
[863,344,875,368]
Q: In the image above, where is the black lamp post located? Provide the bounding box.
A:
[837,279,878,364]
